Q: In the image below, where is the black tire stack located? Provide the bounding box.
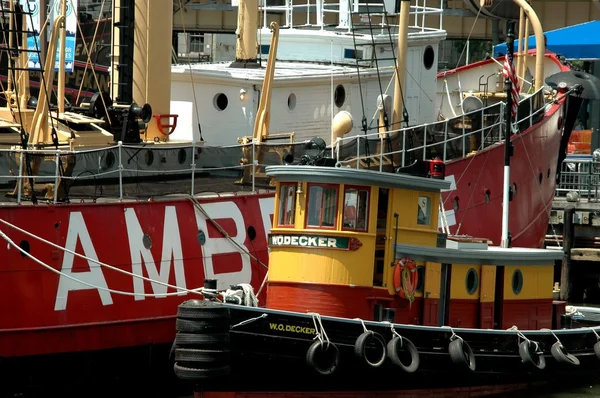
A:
[173,299,232,381]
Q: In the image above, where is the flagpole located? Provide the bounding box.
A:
[501,21,516,249]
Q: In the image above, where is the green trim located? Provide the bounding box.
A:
[268,233,362,251]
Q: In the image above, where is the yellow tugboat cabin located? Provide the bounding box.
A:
[264,163,561,331]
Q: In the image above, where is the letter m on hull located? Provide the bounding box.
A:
[125,206,187,300]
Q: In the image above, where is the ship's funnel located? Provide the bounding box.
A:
[332,111,353,143]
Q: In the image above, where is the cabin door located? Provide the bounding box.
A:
[374,188,390,287]
[438,263,451,326]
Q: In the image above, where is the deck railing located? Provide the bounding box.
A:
[260,0,444,33]
[0,87,550,205]
[556,155,600,201]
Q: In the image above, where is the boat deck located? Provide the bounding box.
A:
[0,174,273,206]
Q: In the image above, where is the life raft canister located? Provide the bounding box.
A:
[393,257,418,303]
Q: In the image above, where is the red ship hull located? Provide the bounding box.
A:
[0,102,564,358]
[442,102,563,248]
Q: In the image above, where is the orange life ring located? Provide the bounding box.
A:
[393,257,418,303]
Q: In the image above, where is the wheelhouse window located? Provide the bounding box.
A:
[277,183,296,226]
[343,186,369,231]
[417,195,432,226]
[306,184,338,228]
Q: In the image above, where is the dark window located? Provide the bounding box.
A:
[342,186,369,231]
[306,184,338,228]
[277,183,296,226]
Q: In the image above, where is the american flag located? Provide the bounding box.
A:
[502,51,520,122]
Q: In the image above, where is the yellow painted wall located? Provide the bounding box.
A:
[423,262,442,300]
[503,265,554,300]
[383,188,441,295]
[479,265,496,303]
[450,264,480,300]
[270,182,378,286]
[268,233,376,286]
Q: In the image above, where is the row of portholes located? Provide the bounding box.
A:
[212,85,348,112]
[465,268,523,295]
[103,149,191,169]
[451,183,520,212]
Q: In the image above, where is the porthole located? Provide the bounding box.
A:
[453,197,460,212]
[423,45,435,70]
[19,240,30,257]
[512,269,523,295]
[538,172,542,184]
[145,150,154,166]
[197,229,206,246]
[104,152,115,169]
[484,189,491,204]
[142,233,153,250]
[334,85,346,108]
[248,226,257,241]
[288,93,297,111]
[213,93,229,111]
[178,149,187,165]
[416,266,425,292]
[465,268,478,295]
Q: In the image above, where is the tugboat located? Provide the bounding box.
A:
[170,129,600,396]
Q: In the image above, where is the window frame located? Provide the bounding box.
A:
[305,183,340,230]
[341,185,370,232]
[416,194,432,226]
[276,182,297,227]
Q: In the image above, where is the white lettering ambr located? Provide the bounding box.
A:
[125,206,187,300]
[194,202,251,290]
[55,212,113,311]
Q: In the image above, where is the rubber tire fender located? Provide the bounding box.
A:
[448,338,476,371]
[177,300,230,320]
[594,341,600,359]
[518,340,546,370]
[550,342,580,366]
[386,335,420,373]
[175,332,231,347]
[354,331,387,368]
[175,348,231,365]
[175,318,230,333]
[173,363,231,380]
[306,340,340,376]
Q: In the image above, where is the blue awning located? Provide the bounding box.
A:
[493,20,600,60]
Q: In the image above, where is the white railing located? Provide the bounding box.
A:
[0,88,549,205]
[260,0,444,33]
[333,87,547,171]
[556,156,600,201]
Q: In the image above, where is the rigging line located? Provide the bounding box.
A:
[0,227,207,298]
[0,218,206,297]
[348,0,369,161]
[177,0,203,141]
[441,104,504,207]
[512,120,562,248]
[379,1,396,160]
[71,0,113,134]
[453,5,482,70]
[3,3,39,203]
[453,141,491,236]
[0,5,19,122]
[364,0,389,132]
[73,0,107,105]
